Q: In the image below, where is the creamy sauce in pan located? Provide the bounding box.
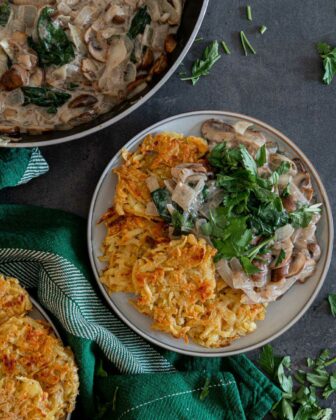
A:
[0,0,184,136]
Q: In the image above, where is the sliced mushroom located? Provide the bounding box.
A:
[68,94,98,109]
[139,48,154,70]
[271,263,289,282]
[287,252,306,277]
[127,75,148,93]
[0,124,20,136]
[17,53,38,71]
[149,53,168,75]
[162,0,183,25]
[307,243,321,261]
[85,27,108,63]
[164,34,177,53]
[81,58,102,81]
[201,119,235,143]
[282,194,297,212]
[0,65,29,91]
[29,68,44,87]
[293,160,313,201]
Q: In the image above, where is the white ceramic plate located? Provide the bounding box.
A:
[88,111,334,357]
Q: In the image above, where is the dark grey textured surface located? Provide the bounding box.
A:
[1,0,336,413]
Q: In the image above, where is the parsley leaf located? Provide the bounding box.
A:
[255,145,267,167]
[317,42,336,85]
[275,249,286,267]
[181,41,221,85]
[29,7,75,67]
[171,210,193,235]
[328,294,336,317]
[290,203,322,228]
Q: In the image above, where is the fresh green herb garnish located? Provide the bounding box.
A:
[259,345,335,419]
[0,0,10,26]
[259,25,267,35]
[29,7,75,67]
[246,5,252,21]
[316,42,336,85]
[128,6,151,39]
[195,36,204,43]
[240,31,256,55]
[203,143,321,272]
[22,86,71,113]
[255,145,267,167]
[181,41,221,85]
[328,294,336,317]
[282,183,291,198]
[151,188,172,222]
[289,203,322,228]
[199,377,210,401]
[221,41,231,55]
[275,249,286,267]
[171,210,193,235]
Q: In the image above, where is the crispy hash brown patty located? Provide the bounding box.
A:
[0,316,79,419]
[0,376,53,419]
[0,276,79,419]
[132,235,217,340]
[132,234,265,347]
[99,209,169,293]
[187,288,266,348]
[114,132,209,218]
[0,274,32,325]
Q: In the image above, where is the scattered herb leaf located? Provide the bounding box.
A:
[260,25,267,35]
[316,42,336,85]
[255,145,267,167]
[328,294,336,317]
[151,188,172,222]
[240,31,256,55]
[246,5,252,21]
[181,40,221,85]
[221,40,231,55]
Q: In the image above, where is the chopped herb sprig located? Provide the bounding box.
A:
[317,42,336,85]
[180,40,221,85]
[240,31,256,55]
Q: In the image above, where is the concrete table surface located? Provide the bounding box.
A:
[1,0,335,414]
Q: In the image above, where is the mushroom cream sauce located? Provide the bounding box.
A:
[0,0,183,136]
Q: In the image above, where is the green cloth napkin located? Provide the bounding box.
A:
[0,148,49,188]
[0,204,281,420]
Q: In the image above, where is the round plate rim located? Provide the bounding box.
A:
[87,110,334,357]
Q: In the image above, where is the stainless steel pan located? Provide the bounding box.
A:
[6,0,209,148]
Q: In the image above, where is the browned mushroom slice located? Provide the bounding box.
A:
[68,110,96,126]
[271,263,289,282]
[68,94,98,109]
[0,123,20,136]
[127,76,148,93]
[307,243,321,261]
[81,58,102,81]
[0,65,29,91]
[201,119,235,143]
[84,28,108,63]
[293,159,314,201]
[149,53,168,75]
[165,34,177,53]
[287,252,306,277]
[139,48,154,70]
